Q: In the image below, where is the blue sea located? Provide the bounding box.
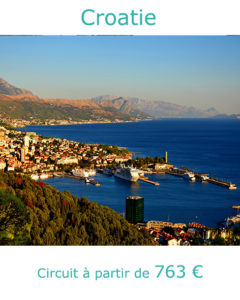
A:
[24,119,240,227]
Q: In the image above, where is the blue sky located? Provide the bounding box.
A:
[0,36,239,113]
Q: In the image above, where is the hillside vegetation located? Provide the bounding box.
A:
[0,98,133,122]
[0,78,150,122]
[0,172,152,245]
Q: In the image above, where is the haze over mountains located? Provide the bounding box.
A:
[0,78,149,123]
[92,95,219,118]
[0,77,230,123]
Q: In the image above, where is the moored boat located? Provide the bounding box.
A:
[31,174,39,180]
[39,173,48,180]
[199,174,209,183]
[85,177,90,183]
[114,165,140,182]
[229,183,237,190]
[72,168,96,178]
[183,172,196,182]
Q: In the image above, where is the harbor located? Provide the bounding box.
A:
[32,161,237,191]
[51,168,160,187]
[14,119,239,228]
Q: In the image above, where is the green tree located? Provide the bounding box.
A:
[0,189,30,245]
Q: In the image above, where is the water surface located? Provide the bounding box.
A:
[24,119,240,227]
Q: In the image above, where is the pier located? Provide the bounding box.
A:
[64,174,83,180]
[139,176,160,186]
[181,167,237,189]
[89,179,101,186]
[166,167,237,190]
[232,206,240,210]
[207,177,237,190]
[166,170,185,177]
[61,174,101,186]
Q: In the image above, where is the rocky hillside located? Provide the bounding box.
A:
[0,78,33,96]
[0,77,219,121]
[92,96,151,118]
[93,95,218,118]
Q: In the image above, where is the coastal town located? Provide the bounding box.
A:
[0,125,133,175]
[139,219,240,246]
[0,115,146,128]
[0,124,239,246]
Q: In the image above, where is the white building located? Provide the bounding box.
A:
[57,157,78,165]
[31,145,35,155]
[7,166,15,171]
[168,239,178,246]
[0,161,6,170]
[24,135,30,148]
[21,148,25,163]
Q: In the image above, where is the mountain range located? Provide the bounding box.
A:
[0,77,223,124]
[0,78,33,96]
[92,95,218,118]
[0,78,150,123]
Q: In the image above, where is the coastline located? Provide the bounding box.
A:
[15,118,155,128]
[1,119,240,244]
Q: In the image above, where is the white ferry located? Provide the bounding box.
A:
[114,165,140,182]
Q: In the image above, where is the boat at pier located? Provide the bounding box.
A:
[221,214,240,227]
[183,172,196,182]
[199,174,209,183]
[229,183,237,190]
[85,177,90,183]
[31,174,39,180]
[114,165,140,182]
[87,169,97,176]
[72,168,96,178]
[39,173,48,180]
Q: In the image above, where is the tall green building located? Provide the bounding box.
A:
[126,196,144,224]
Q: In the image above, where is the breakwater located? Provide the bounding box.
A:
[167,167,237,190]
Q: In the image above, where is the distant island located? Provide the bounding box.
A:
[1,77,237,127]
